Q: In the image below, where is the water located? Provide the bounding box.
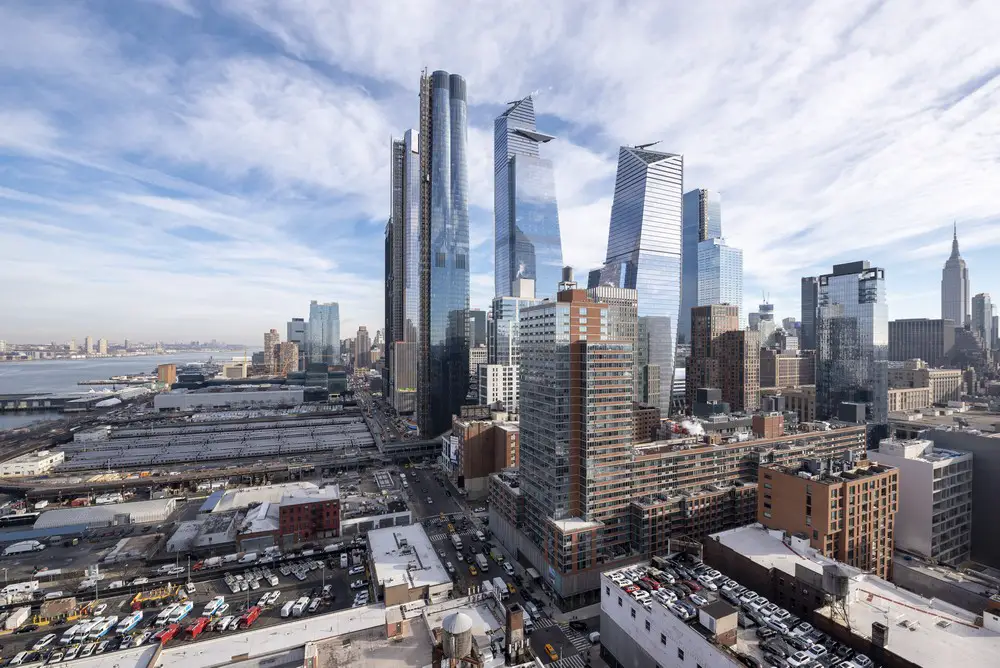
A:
[0,352,222,430]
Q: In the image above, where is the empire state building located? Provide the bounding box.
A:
[941,223,969,327]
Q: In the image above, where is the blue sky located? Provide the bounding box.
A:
[2,0,999,344]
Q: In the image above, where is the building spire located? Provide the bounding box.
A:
[951,221,960,258]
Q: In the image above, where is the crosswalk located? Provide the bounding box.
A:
[557,623,592,653]
[532,616,558,630]
[427,530,474,543]
[551,654,587,668]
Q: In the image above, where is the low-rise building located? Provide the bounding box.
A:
[449,417,519,498]
[760,348,816,388]
[761,385,817,423]
[366,524,452,606]
[33,498,177,530]
[0,450,64,477]
[153,385,305,411]
[887,386,932,412]
[888,359,963,404]
[869,438,972,565]
[278,485,341,545]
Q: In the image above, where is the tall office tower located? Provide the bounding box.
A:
[687,304,760,412]
[519,279,634,572]
[971,293,992,348]
[97,338,108,355]
[68,339,77,353]
[385,129,421,414]
[994,310,999,349]
[599,146,683,415]
[469,309,487,348]
[680,188,722,342]
[493,95,563,299]
[696,237,743,314]
[85,336,94,354]
[801,276,819,350]
[488,279,543,367]
[276,342,299,377]
[123,338,128,352]
[587,268,602,289]
[287,318,307,372]
[758,458,898,579]
[307,301,340,366]
[263,328,280,373]
[941,224,970,327]
[588,285,639,398]
[888,318,956,366]
[417,70,471,437]
[815,261,889,420]
[355,326,371,368]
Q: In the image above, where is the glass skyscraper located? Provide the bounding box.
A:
[417,70,470,438]
[307,300,340,366]
[600,146,683,415]
[679,188,722,342]
[697,237,743,313]
[815,261,888,420]
[494,95,563,299]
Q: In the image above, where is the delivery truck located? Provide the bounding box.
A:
[475,553,489,572]
[2,540,45,556]
[451,534,463,550]
[492,577,509,600]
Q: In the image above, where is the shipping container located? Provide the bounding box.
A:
[3,606,30,631]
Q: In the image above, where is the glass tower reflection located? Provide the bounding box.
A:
[417,70,470,438]
[307,300,340,366]
[680,188,722,342]
[600,147,683,415]
[494,95,563,299]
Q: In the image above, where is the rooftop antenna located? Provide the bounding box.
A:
[635,141,662,150]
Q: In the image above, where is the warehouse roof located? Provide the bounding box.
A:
[33,498,177,529]
[368,524,451,592]
[212,482,318,513]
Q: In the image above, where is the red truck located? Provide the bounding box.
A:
[154,624,181,645]
[237,606,262,629]
[185,617,211,640]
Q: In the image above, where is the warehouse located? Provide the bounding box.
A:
[33,498,177,530]
[153,385,305,412]
[0,450,65,477]
[367,524,452,606]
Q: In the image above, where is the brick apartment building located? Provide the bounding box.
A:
[277,487,341,545]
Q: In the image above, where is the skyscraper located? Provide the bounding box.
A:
[888,318,955,366]
[307,301,340,366]
[97,338,108,355]
[971,293,992,348]
[469,309,487,348]
[417,70,470,437]
[696,237,743,314]
[941,224,970,327]
[276,341,298,377]
[519,277,634,571]
[801,276,819,350]
[85,336,93,354]
[494,95,563,299]
[355,326,371,368]
[680,188,722,342]
[68,339,77,353]
[264,328,280,374]
[815,261,888,420]
[488,279,543,367]
[600,146,683,414]
[686,304,760,412]
[287,318,307,372]
[386,129,421,414]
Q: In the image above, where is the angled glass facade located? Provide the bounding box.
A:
[680,188,722,342]
[816,261,888,419]
[494,96,563,298]
[697,237,743,314]
[307,301,340,366]
[600,147,683,414]
[418,71,470,437]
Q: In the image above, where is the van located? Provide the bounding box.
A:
[522,601,540,619]
[44,591,64,600]
[280,601,295,618]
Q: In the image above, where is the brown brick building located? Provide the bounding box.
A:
[758,458,898,579]
[687,305,760,412]
[632,402,661,443]
[277,487,341,545]
[450,417,519,498]
[760,349,816,388]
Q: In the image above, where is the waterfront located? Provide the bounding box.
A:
[0,352,221,395]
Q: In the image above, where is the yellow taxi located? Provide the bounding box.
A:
[544,644,558,661]
[507,583,516,594]
[469,565,478,576]
[447,523,456,534]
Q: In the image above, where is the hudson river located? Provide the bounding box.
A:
[0,352,221,430]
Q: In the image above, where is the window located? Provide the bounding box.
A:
[678,648,685,660]
[618,596,622,607]
[631,608,636,618]
[661,633,666,645]
[645,620,651,631]
[605,586,610,595]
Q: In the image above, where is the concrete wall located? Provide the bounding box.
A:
[869,451,934,558]
[925,430,1000,567]
[891,558,992,614]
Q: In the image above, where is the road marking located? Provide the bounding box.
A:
[550,654,586,668]
[557,623,592,652]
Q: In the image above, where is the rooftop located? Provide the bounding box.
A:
[33,498,176,529]
[0,449,63,465]
[367,524,451,591]
[762,457,895,484]
[875,437,973,464]
[279,484,340,507]
[890,407,1000,434]
[212,482,318,513]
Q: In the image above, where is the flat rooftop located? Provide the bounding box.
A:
[280,484,340,507]
[891,408,1000,434]
[711,524,854,578]
[368,524,451,591]
[212,482,318,513]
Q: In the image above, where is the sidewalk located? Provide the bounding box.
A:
[552,602,601,623]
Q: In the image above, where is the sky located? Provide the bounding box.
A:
[1,0,999,345]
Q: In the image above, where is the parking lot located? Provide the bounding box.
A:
[0,551,364,664]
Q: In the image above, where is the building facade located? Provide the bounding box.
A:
[355,326,370,368]
[800,276,819,351]
[278,489,341,546]
[972,293,993,349]
[760,349,816,388]
[942,225,970,328]
[493,95,563,300]
[307,301,340,366]
[869,438,972,565]
[450,417,519,497]
[815,261,888,420]
[886,386,932,412]
[156,363,176,386]
[888,318,956,367]
[287,318,307,372]
[680,187,722,343]
[600,146,683,415]
[758,458,898,579]
[417,70,471,438]
[264,328,280,374]
[478,363,518,413]
[276,342,298,377]
[887,359,963,404]
[469,309,487,347]
[686,304,760,412]
[697,237,743,320]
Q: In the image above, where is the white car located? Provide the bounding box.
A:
[348,565,365,576]
[426,497,433,504]
[32,634,58,651]
[216,615,235,632]
[696,575,718,591]
[131,577,149,586]
[690,593,709,606]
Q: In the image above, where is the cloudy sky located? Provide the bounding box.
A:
[2,0,999,345]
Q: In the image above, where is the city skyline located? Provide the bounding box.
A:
[2,2,999,343]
